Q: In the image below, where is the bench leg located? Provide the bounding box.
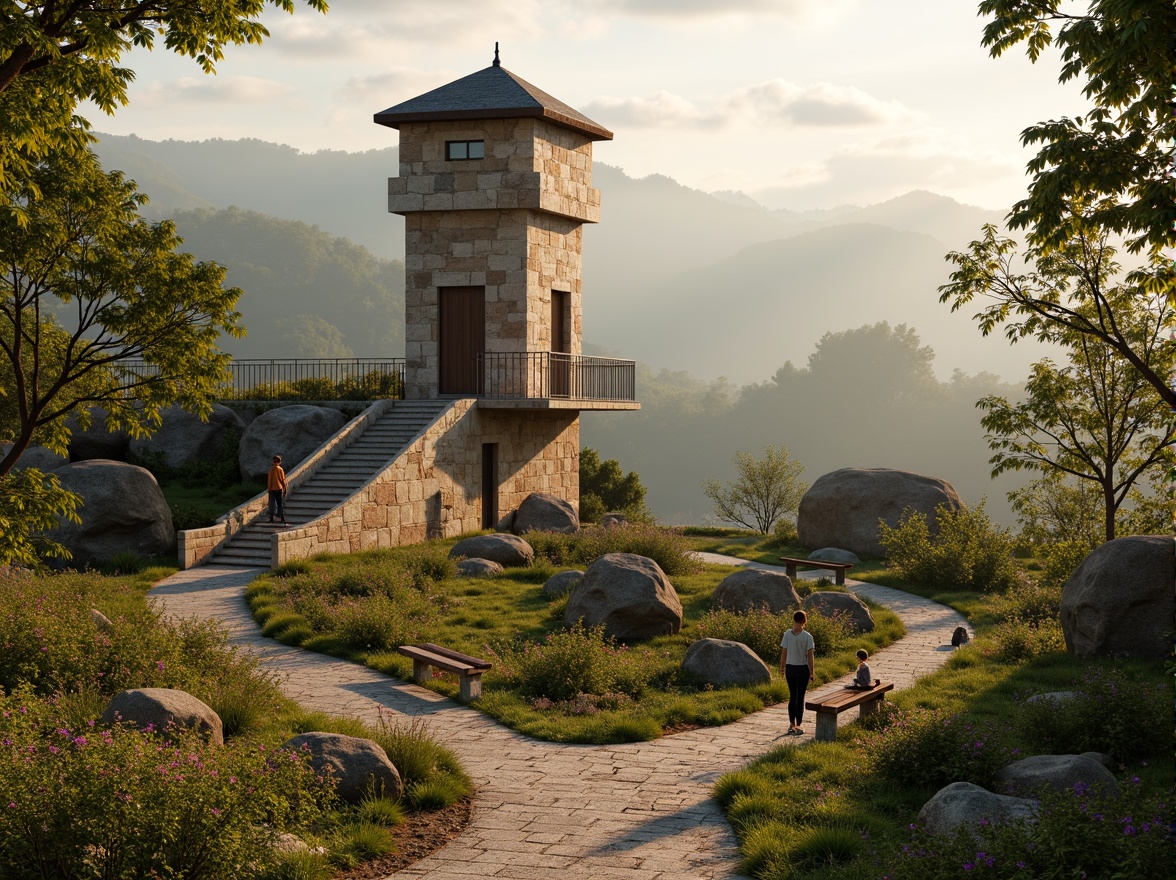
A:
[785,563,798,581]
[835,569,845,586]
[858,695,883,719]
[459,672,482,703]
[412,659,430,685]
[814,711,838,742]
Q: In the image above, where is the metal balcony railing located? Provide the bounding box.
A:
[115,358,406,401]
[476,352,636,402]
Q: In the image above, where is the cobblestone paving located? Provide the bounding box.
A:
[150,555,969,880]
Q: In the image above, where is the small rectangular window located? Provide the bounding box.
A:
[446,140,484,161]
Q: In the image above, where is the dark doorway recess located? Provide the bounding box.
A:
[440,286,485,394]
[481,443,499,529]
[551,290,570,398]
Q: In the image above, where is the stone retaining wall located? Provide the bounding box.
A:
[274,401,579,565]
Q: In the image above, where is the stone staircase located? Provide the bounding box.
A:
[208,400,450,568]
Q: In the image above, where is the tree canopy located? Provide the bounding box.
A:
[979,0,1176,256]
[0,0,328,193]
[0,146,244,476]
[703,445,808,535]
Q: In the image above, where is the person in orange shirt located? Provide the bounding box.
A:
[267,454,288,524]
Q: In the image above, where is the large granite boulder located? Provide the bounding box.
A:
[512,492,579,535]
[282,732,403,804]
[994,754,1120,798]
[797,468,963,557]
[129,404,245,471]
[1060,536,1175,659]
[542,569,584,599]
[807,547,861,565]
[564,553,683,641]
[917,782,1036,836]
[4,444,68,472]
[238,405,348,483]
[449,534,534,568]
[803,591,875,633]
[100,688,224,745]
[456,558,503,578]
[711,568,800,614]
[67,407,131,461]
[681,638,771,687]
[46,461,175,567]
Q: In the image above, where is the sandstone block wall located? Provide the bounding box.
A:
[273,400,579,565]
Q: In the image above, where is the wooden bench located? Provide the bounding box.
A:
[395,643,492,703]
[779,556,854,586]
[805,681,894,742]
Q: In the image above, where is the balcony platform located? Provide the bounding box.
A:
[476,398,640,411]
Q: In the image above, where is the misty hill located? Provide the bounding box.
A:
[168,207,405,359]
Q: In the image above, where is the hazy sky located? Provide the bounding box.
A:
[87,0,1087,211]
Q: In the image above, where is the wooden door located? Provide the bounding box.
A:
[440,286,485,394]
[550,290,569,398]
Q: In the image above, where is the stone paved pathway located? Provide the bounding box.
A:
[150,555,969,880]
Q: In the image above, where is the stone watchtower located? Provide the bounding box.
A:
[374,50,637,531]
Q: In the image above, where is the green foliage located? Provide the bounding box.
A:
[489,623,648,703]
[0,468,81,566]
[1016,666,1166,763]
[974,285,1175,542]
[884,779,1168,879]
[977,579,1066,661]
[237,371,403,402]
[103,550,146,575]
[0,693,330,880]
[328,821,396,868]
[579,447,650,524]
[695,608,852,665]
[978,0,1176,257]
[703,444,808,535]
[527,522,702,577]
[878,500,1022,592]
[869,708,1010,790]
[372,713,470,799]
[1009,472,1102,552]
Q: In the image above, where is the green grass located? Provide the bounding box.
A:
[708,565,1169,880]
[245,535,905,744]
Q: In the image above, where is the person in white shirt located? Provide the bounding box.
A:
[779,610,815,735]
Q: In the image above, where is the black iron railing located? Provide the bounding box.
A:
[477,352,636,402]
[116,358,406,401]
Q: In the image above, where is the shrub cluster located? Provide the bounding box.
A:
[527,522,702,577]
[270,558,447,652]
[487,623,649,703]
[694,607,853,664]
[980,579,1065,661]
[237,371,403,402]
[878,500,1023,592]
[883,778,1168,880]
[0,692,330,880]
[1015,666,1166,763]
[0,572,284,736]
[869,708,1010,790]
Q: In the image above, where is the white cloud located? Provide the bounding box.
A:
[337,68,456,109]
[585,79,913,130]
[589,0,854,23]
[139,76,295,106]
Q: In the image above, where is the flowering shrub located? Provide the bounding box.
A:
[882,778,1168,879]
[695,607,853,664]
[0,692,330,879]
[878,500,1023,592]
[1016,666,1166,763]
[869,709,1010,790]
[488,623,649,703]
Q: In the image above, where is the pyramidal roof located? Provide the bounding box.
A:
[373,60,613,142]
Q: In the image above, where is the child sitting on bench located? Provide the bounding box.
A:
[851,649,872,688]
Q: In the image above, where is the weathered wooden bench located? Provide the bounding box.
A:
[805,681,894,742]
[395,643,492,703]
[779,556,854,586]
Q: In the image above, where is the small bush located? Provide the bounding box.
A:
[695,608,852,665]
[371,712,471,808]
[869,708,1009,790]
[883,779,1167,879]
[878,500,1022,591]
[529,523,701,576]
[329,821,396,868]
[103,550,146,575]
[1016,666,1167,762]
[1039,538,1091,587]
[354,794,405,827]
[770,517,798,547]
[488,623,649,703]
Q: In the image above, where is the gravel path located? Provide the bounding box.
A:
[150,555,968,879]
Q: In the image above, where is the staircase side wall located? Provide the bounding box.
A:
[274,401,579,565]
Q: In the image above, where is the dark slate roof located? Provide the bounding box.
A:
[373,64,613,141]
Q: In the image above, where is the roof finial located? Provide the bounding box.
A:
[493,42,500,67]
